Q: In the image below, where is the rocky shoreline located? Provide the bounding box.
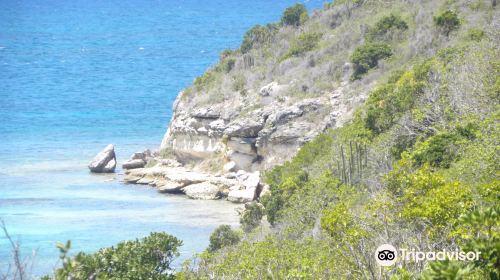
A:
[123,158,267,203]
[88,146,267,203]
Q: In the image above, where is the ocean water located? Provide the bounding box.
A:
[0,0,323,276]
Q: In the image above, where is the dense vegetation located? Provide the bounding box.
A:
[42,233,182,280]
[6,0,497,279]
[180,0,500,279]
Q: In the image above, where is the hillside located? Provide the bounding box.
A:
[173,0,500,279]
[159,0,497,175]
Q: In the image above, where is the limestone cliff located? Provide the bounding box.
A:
[158,0,458,172]
[160,74,372,171]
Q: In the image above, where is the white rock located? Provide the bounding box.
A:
[243,171,260,189]
[183,182,222,200]
[227,188,257,203]
[223,161,237,172]
[88,144,116,173]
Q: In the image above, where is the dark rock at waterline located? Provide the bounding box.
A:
[88,144,116,173]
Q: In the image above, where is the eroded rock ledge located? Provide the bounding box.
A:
[123,159,266,203]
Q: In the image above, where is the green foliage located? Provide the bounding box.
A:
[364,61,431,133]
[410,133,461,168]
[194,70,216,91]
[262,169,308,225]
[281,32,322,61]
[351,42,392,79]
[184,237,355,279]
[321,202,367,243]
[208,225,241,252]
[434,10,461,36]
[458,207,500,278]
[240,24,278,53]
[465,28,485,41]
[46,233,182,280]
[240,202,265,233]
[421,260,473,280]
[386,162,474,237]
[216,58,236,73]
[366,14,408,41]
[281,4,308,26]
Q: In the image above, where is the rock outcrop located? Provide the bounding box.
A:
[159,76,368,172]
[123,163,263,203]
[122,150,152,170]
[88,144,116,173]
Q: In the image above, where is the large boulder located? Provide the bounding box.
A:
[88,144,116,173]
[227,188,257,203]
[122,150,153,170]
[183,182,222,200]
[122,159,146,170]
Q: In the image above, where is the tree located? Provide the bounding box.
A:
[240,202,265,232]
[434,10,461,36]
[281,4,308,26]
[351,42,392,79]
[208,225,241,252]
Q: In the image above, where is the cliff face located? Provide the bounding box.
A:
[159,0,495,173]
[158,4,387,172]
[160,71,370,171]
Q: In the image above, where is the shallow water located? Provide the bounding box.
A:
[0,0,323,276]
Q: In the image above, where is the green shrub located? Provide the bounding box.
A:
[434,10,461,36]
[208,225,241,252]
[281,4,308,26]
[219,48,234,60]
[240,202,265,232]
[458,207,500,278]
[366,14,408,41]
[410,133,461,168]
[216,58,236,73]
[465,28,485,41]
[241,24,278,53]
[386,163,473,237]
[351,42,392,79]
[194,70,216,90]
[46,233,182,280]
[321,202,367,243]
[281,32,322,61]
[364,61,430,133]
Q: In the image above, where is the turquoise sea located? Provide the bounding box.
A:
[0,0,323,276]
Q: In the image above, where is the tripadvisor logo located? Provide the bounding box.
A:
[375,244,481,267]
[375,244,398,266]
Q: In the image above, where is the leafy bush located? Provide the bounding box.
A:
[216,58,236,73]
[465,28,485,41]
[386,163,473,237]
[183,237,353,279]
[194,70,216,90]
[281,4,308,26]
[45,233,182,280]
[410,133,461,168]
[364,61,430,133]
[240,24,278,53]
[208,225,241,252]
[366,14,408,41]
[321,202,367,243]
[351,42,392,79]
[281,32,322,61]
[240,202,265,232]
[434,10,461,36]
